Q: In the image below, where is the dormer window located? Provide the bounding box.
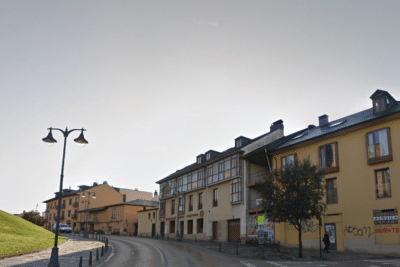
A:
[197,157,202,164]
[206,153,211,161]
[373,96,387,113]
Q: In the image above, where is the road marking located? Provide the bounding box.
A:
[150,243,165,265]
[240,261,257,267]
[97,244,115,267]
[265,261,328,267]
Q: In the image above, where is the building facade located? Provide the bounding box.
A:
[156,122,284,242]
[244,89,400,253]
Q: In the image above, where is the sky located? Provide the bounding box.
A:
[1,0,399,215]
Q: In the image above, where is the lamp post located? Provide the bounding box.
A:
[81,191,96,238]
[42,127,88,267]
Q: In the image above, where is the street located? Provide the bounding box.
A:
[98,236,400,267]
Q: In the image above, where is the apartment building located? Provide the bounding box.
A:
[243,89,400,253]
[156,122,284,242]
[43,181,154,233]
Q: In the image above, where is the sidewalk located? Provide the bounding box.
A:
[0,233,111,267]
[137,235,400,262]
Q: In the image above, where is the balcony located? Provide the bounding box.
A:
[60,216,65,220]
[73,202,79,208]
[61,204,66,209]
[71,214,78,219]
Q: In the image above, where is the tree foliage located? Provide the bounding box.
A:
[255,157,326,257]
[22,210,46,226]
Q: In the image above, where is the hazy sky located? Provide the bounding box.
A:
[1,0,399,214]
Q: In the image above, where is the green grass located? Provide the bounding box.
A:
[0,210,66,256]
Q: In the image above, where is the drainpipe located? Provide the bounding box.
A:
[264,149,272,173]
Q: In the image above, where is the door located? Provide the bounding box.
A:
[325,223,337,250]
[180,221,184,238]
[212,221,218,241]
[134,223,138,235]
[161,222,165,237]
[228,219,240,242]
[152,224,155,237]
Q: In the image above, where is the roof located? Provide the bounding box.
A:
[106,199,159,208]
[244,90,400,157]
[138,207,159,212]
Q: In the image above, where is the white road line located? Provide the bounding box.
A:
[240,261,257,267]
[97,244,115,267]
[149,243,165,265]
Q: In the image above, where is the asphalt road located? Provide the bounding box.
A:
[98,236,270,267]
[98,236,400,267]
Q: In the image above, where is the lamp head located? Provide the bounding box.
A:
[92,193,96,199]
[42,128,57,144]
[81,192,86,198]
[74,129,88,145]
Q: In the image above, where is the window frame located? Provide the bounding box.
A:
[375,168,391,199]
[178,195,185,213]
[366,128,393,165]
[198,192,203,210]
[213,188,218,207]
[231,178,242,203]
[171,199,175,215]
[111,208,117,219]
[281,154,296,171]
[319,142,339,174]
[326,178,338,204]
[188,195,193,211]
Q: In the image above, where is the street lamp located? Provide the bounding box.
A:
[42,127,88,267]
[81,191,96,238]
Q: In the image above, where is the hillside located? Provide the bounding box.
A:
[0,210,66,256]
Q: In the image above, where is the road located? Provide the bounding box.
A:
[99,236,400,267]
[99,236,268,267]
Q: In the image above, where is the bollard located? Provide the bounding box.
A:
[79,256,83,267]
[219,242,221,252]
[105,238,108,252]
[96,248,99,261]
[89,251,92,266]
[101,245,104,257]
[195,236,197,242]
[236,242,239,255]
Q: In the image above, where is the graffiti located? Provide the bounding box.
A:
[344,226,374,237]
[302,221,319,233]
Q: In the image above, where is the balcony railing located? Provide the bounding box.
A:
[71,214,78,219]
[73,202,79,208]
[61,204,66,209]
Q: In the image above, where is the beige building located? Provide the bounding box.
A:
[138,208,159,237]
[156,121,284,242]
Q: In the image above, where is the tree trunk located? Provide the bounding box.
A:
[298,225,303,258]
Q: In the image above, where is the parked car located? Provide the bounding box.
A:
[53,223,72,233]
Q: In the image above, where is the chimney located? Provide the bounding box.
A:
[270,120,284,132]
[93,182,98,186]
[154,190,158,196]
[318,114,329,127]
[103,181,108,184]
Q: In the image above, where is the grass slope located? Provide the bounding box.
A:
[0,210,66,256]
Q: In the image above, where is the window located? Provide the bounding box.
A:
[153,212,155,218]
[148,213,151,219]
[367,128,392,165]
[68,210,71,217]
[207,155,240,185]
[74,198,79,207]
[282,154,295,170]
[61,211,65,219]
[187,220,193,234]
[206,153,211,160]
[213,188,218,207]
[319,142,339,173]
[160,200,166,217]
[198,193,203,210]
[189,195,193,211]
[178,195,185,213]
[197,218,204,233]
[160,180,177,197]
[111,208,116,219]
[326,178,338,204]
[373,97,387,113]
[375,169,391,198]
[171,200,175,215]
[123,194,126,202]
[62,200,66,208]
[69,199,72,205]
[170,220,175,233]
[231,178,242,202]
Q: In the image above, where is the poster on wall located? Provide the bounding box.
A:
[373,209,399,234]
[246,214,274,244]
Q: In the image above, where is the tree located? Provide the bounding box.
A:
[255,157,326,258]
[22,210,46,226]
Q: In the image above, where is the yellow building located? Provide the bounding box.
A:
[138,208,159,237]
[244,89,400,253]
